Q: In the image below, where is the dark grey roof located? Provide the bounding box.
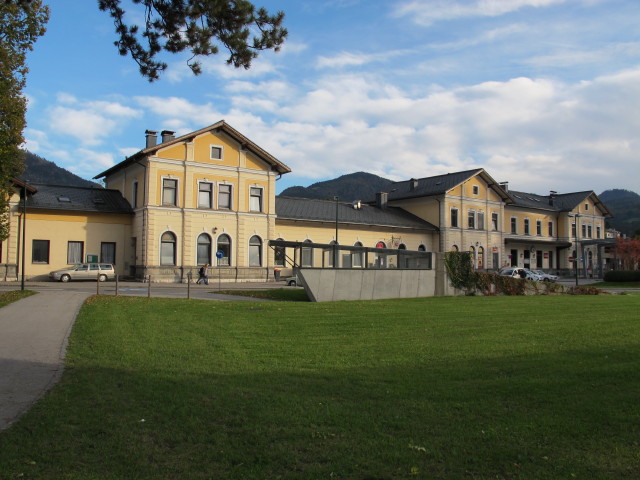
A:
[384,168,484,201]
[276,196,437,231]
[508,190,558,211]
[26,184,133,214]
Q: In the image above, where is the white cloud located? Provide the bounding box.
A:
[394,0,568,25]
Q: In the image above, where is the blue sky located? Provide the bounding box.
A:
[23,0,640,195]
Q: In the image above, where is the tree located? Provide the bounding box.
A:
[98,0,287,81]
[0,0,48,240]
[614,237,640,270]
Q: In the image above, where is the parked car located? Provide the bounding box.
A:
[284,275,299,287]
[498,267,541,281]
[531,269,558,282]
[50,263,115,282]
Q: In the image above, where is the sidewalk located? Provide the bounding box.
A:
[0,291,90,431]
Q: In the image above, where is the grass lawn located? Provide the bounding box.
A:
[217,288,309,301]
[0,295,639,479]
[0,289,35,308]
[591,281,640,289]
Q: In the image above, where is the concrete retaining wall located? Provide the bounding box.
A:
[298,254,461,301]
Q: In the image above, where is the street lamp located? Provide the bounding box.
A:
[334,196,339,268]
[568,213,581,286]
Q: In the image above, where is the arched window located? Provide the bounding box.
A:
[274,237,285,267]
[375,241,387,268]
[469,246,476,269]
[418,244,426,252]
[160,232,176,266]
[301,239,313,267]
[352,241,363,268]
[249,235,262,267]
[398,243,407,250]
[197,233,211,265]
[217,234,231,266]
[326,240,338,267]
[478,246,484,269]
[451,245,459,252]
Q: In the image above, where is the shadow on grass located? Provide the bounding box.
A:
[0,345,638,480]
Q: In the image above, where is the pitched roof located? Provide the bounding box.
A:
[370,168,512,203]
[276,196,437,230]
[509,190,612,217]
[26,184,133,214]
[94,120,291,179]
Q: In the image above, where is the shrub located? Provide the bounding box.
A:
[603,270,640,282]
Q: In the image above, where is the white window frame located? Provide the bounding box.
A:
[249,186,264,213]
[536,220,542,236]
[477,210,485,230]
[248,235,263,267]
[198,181,214,209]
[491,212,499,231]
[210,144,224,160]
[468,210,475,229]
[161,177,178,207]
[217,182,233,210]
[524,218,530,235]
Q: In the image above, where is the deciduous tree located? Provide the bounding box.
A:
[0,0,48,240]
[98,0,287,81]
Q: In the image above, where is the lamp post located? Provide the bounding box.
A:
[21,182,27,291]
[569,213,581,286]
[334,196,339,268]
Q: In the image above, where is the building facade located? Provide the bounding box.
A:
[2,122,612,282]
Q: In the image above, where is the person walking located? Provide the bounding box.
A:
[197,264,209,285]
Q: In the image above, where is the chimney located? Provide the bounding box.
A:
[409,178,418,191]
[376,192,388,209]
[549,190,557,206]
[145,130,157,148]
[161,130,175,143]
[499,181,509,192]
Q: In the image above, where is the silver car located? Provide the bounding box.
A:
[498,267,541,281]
[50,263,115,282]
[531,269,558,282]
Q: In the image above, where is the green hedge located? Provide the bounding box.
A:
[604,270,640,282]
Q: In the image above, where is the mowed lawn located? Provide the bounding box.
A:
[1,295,639,479]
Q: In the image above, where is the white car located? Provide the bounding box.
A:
[498,267,541,281]
[531,269,558,282]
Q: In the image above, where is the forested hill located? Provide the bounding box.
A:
[279,172,393,202]
[599,189,640,237]
[19,151,102,188]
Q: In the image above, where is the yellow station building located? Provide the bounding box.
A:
[2,121,613,282]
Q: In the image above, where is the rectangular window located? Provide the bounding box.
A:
[472,185,479,195]
[210,145,223,160]
[198,182,213,208]
[101,242,116,265]
[596,225,601,238]
[218,184,232,209]
[250,187,263,212]
[468,211,475,229]
[582,224,587,238]
[249,245,262,266]
[492,213,499,231]
[274,246,285,267]
[548,221,553,236]
[32,239,50,264]
[587,225,592,238]
[510,217,517,234]
[132,181,138,208]
[451,208,459,228]
[536,220,542,236]
[67,241,84,264]
[524,219,530,235]
[572,222,577,237]
[162,178,177,206]
[477,211,485,230]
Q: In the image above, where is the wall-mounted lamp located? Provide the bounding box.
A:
[212,227,218,234]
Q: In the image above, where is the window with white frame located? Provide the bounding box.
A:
[492,212,499,231]
[477,211,485,230]
[249,235,262,266]
[217,234,231,266]
[160,232,176,265]
[210,145,223,160]
[162,178,177,206]
[352,241,363,267]
[524,219,530,235]
[301,239,313,267]
[197,233,211,265]
[218,184,232,210]
[274,238,285,267]
[198,182,213,208]
[536,220,542,236]
[249,187,263,212]
[468,210,475,229]
[67,241,83,264]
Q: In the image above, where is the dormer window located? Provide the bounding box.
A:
[58,196,71,202]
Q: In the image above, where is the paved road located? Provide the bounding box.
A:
[0,280,288,432]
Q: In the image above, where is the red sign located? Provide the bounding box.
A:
[568,256,574,262]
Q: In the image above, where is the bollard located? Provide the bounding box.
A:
[115,275,119,296]
[96,274,100,295]
[147,275,151,298]
[187,272,191,299]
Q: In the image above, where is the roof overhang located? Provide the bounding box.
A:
[504,237,572,248]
